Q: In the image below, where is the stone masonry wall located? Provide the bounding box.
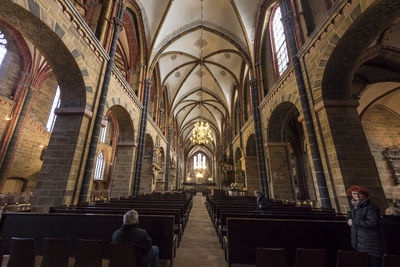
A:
[362,105,400,201]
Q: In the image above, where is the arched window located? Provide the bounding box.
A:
[271,5,289,76]
[193,155,197,169]
[202,155,206,169]
[100,120,108,143]
[46,86,61,132]
[94,152,105,180]
[0,30,8,65]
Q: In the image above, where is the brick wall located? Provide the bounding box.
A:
[362,105,400,201]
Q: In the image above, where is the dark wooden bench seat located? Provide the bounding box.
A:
[50,206,184,243]
[0,212,176,266]
[225,217,351,267]
[217,212,346,246]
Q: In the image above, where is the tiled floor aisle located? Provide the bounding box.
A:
[172,194,227,267]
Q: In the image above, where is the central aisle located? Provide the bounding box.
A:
[172,194,227,267]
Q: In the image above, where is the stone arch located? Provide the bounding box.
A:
[107,105,135,198]
[322,0,400,100]
[0,1,86,107]
[0,1,90,211]
[139,134,154,193]
[265,102,304,200]
[317,1,400,210]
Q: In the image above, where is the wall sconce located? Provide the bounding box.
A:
[39,144,44,148]
[5,115,11,121]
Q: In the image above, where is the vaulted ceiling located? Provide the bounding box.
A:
[137,0,262,152]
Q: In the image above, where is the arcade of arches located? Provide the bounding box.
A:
[0,0,399,215]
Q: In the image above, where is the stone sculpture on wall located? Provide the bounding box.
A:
[382,146,400,185]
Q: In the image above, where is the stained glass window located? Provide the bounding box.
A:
[272,6,289,75]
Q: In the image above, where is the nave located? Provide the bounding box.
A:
[173,194,226,267]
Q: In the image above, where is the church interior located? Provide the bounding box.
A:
[0,0,399,266]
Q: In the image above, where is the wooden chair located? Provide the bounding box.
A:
[109,243,137,267]
[295,248,327,267]
[382,254,400,267]
[256,248,288,267]
[41,238,69,267]
[7,237,35,267]
[336,250,368,267]
[74,239,102,267]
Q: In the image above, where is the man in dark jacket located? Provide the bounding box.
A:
[112,210,159,267]
[254,190,272,212]
[346,185,383,267]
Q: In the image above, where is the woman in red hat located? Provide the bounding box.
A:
[346,185,383,267]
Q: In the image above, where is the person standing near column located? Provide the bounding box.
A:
[346,185,383,267]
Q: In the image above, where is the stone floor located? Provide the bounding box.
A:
[170,194,227,267]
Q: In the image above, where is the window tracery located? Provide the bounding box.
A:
[271,6,289,76]
[94,152,105,180]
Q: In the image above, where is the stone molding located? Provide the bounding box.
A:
[117,141,136,147]
[265,142,287,147]
[55,107,93,118]
[314,99,359,113]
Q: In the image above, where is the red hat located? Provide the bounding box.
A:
[346,185,370,197]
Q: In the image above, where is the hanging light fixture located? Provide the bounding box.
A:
[190,0,213,146]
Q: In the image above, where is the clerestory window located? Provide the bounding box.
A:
[271,5,289,77]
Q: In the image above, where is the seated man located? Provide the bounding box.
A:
[254,190,272,212]
[112,210,159,267]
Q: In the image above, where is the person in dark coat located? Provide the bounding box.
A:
[112,210,159,267]
[346,185,383,267]
[254,190,272,212]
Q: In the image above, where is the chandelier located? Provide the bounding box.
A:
[190,121,213,145]
[189,0,213,145]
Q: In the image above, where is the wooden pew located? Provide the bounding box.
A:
[225,218,351,267]
[217,212,346,245]
[50,206,184,243]
[0,212,176,266]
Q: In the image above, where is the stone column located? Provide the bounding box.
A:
[79,1,125,202]
[176,144,181,189]
[109,142,136,198]
[249,80,269,198]
[164,125,172,191]
[132,79,151,195]
[279,0,331,208]
[317,101,386,210]
[243,156,260,194]
[265,143,293,200]
[31,108,91,212]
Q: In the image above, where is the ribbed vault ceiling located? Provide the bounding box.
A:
[137,0,262,151]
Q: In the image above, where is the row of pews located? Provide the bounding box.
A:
[0,192,193,267]
[206,194,400,267]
